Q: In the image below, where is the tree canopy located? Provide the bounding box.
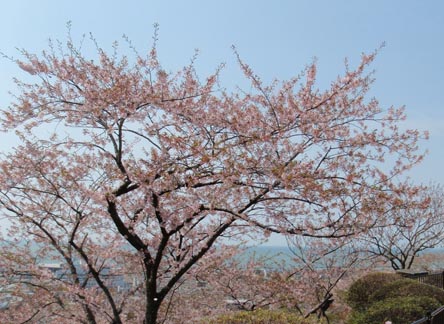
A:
[0,32,426,324]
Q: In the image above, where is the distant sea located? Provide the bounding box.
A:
[240,245,444,270]
[242,246,294,261]
[3,240,444,270]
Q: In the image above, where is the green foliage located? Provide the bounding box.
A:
[346,272,444,324]
[369,278,444,305]
[348,296,441,324]
[346,272,399,311]
[204,309,320,324]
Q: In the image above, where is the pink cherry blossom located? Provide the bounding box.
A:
[0,32,426,323]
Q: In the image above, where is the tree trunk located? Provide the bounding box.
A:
[144,266,161,324]
[145,295,160,324]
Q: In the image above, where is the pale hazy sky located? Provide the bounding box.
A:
[1,1,443,187]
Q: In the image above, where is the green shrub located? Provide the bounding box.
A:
[346,272,399,311]
[204,309,319,324]
[347,296,441,324]
[369,278,444,304]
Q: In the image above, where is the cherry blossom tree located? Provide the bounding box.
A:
[359,184,444,270]
[0,29,426,323]
[287,236,369,322]
[156,248,301,323]
[196,251,301,311]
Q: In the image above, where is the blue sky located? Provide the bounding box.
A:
[1,1,443,182]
